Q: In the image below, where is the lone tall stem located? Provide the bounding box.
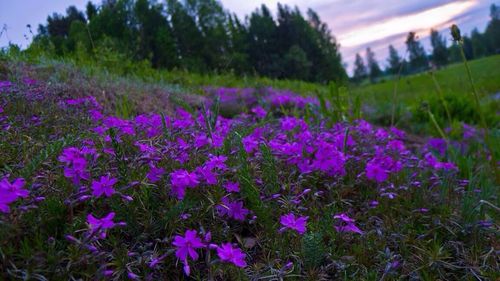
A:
[391,51,407,126]
[430,71,452,125]
[458,46,486,129]
[457,41,498,182]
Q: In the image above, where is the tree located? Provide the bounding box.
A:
[462,35,474,60]
[226,14,250,73]
[386,45,402,75]
[430,29,448,68]
[405,32,428,73]
[86,1,98,21]
[34,0,348,83]
[484,4,500,54]
[167,0,205,71]
[365,47,381,82]
[283,45,312,80]
[45,6,87,54]
[470,28,487,58]
[247,4,280,77]
[306,9,347,83]
[353,53,367,83]
[134,0,177,68]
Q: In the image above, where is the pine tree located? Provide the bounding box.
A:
[247,4,280,77]
[484,4,500,54]
[471,28,487,58]
[430,29,448,68]
[353,53,367,83]
[86,1,97,21]
[365,47,381,82]
[386,45,402,75]
[306,9,347,83]
[405,32,428,73]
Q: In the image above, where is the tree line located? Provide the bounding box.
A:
[352,4,500,84]
[35,0,347,83]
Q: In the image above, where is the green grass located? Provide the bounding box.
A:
[3,45,499,135]
[353,55,500,104]
[351,55,500,127]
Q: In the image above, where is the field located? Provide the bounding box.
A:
[0,48,499,281]
[351,55,500,132]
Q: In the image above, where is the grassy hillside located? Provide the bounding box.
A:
[0,49,498,280]
[352,55,500,104]
[4,46,499,136]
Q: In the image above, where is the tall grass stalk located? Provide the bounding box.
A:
[429,71,452,124]
[390,50,408,126]
[426,106,448,142]
[451,24,499,187]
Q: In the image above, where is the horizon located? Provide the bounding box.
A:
[0,0,494,74]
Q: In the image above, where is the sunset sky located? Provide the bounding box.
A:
[0,0,495,72]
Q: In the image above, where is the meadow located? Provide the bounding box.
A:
[0,45,499,281]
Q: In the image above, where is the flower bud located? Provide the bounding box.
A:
[450,24,461,42]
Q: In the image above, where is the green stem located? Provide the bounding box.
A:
[427,109,448,142]
[458,42,498,183]
[391,51,408,127]
[430,71,452,124]
[458,45,486,129]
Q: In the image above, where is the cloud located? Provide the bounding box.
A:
[337,0,478,48]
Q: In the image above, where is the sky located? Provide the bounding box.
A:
[0,0,496,72]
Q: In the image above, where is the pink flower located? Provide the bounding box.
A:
[91,174,117,198]
[280,213,308,234]
[223,181,240,193]
[172,230,205,262]
[216,243,247,268]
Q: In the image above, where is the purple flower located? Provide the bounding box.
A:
[0,177,28,198]
[216,243,247,268]
[147,165,165,183]
[91,174,117,198]
[334,213,363,234]
[87,212,119,239]
[280,116,305,131]
[204,154,228,171]
[423,153,457,170]
[170,170,200,200]
[172,230,205,262]
[427,138,447,155]
[195,166,218,185]
[462,123,476,139]
[280,213,308,235]
[216,197,249,221]
[387,140,406,152]
[251,106,267,118]
[0,177,29,213]
[223,181,240,193]
[365,160,388,182]
[334,213,355,223]
[59,147,90,185]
